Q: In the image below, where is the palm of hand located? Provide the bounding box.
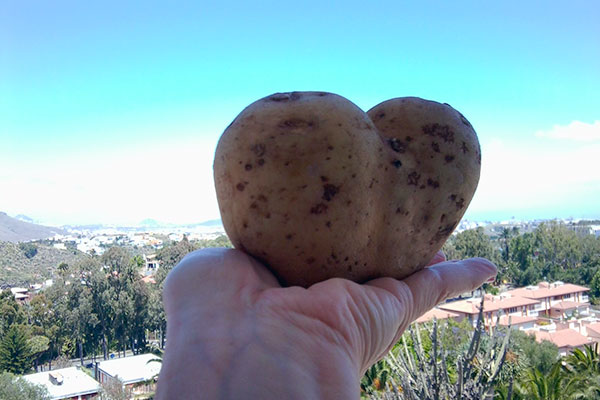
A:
[163,248,494,375]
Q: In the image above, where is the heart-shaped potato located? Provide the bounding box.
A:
[214,92,480,287]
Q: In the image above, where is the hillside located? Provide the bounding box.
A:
[0,240,89,286]
[0,212,66,242]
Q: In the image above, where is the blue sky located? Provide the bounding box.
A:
[1,1,599,225]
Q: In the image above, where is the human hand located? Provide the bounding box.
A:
[156,248,496,399]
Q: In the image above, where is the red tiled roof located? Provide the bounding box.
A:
[586,322,600,337]
[533,329,590,349]
[414,308,461,324]
[495,315,538,326]
[551,301,589,311]
[508,283,589,300]
[439,295,539,315]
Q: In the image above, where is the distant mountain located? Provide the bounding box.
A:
[196,219,223,227]
[0,212,66,243]
[139,218,162,227]
[15,214,35,223]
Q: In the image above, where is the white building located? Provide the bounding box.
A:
[96,353,161,397]
[23,367,100,400]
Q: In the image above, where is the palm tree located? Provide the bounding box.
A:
[563,344,600,375]
[562,344,600,398]
[520,362,577,400]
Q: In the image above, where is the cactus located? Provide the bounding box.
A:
[368,297,510,399]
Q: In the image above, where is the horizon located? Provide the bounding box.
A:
[2,1,599,226]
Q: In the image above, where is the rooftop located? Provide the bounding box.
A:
[97,353,161,385]
[533,329,591,349]
[439,294,539,315]
[414,307,461,324]
[23,367,100,400]
[507,282,589,300]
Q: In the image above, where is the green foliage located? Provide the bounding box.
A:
[18,242,38,259]
[0,372,50,400]
[372,300,511,399]
[0,240,89,286]
[509,330,559,375]
[100,376,132,400]
[0,325,32,374]
[0,291,26,336]
[361,359,390,395]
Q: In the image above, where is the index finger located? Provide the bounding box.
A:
[403,257,497,323]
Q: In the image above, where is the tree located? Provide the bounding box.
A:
[509,330,559,375]
[0,325,32,374]
[519,363,576,400]
[100,376,132,400]
[0,372,50,400]
[18,242,38,259]
[27,335,49,372]
[0,290,25,336]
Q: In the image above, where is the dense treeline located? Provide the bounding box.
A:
[443,222,600,298]
[0,235,231,375]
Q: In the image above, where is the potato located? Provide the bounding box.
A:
[213,92,480,287]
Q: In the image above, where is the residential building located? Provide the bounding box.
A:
[438,293,540,327]
[532,329,591,357]
[414,307,462,324]
[96,353,161,397]
[507,281,589,316]
[23,367,100,400]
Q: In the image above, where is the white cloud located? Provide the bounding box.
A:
[468,134,600,219]
[535,120,600,142]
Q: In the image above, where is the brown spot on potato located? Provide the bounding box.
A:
[286,233,293,240]
[456,197,465,209]
[422,123,455,143]
[427,178,440,188]
[431,142,440,153]
[405,136,413,142]
[245,164,253,171]
[391,159,402,168]
[278,118,315,129]
[322,184,339,201]
[251,143,266,157]
[434,222,458,241]
[327,145,334,151]
[408,172,421,186]
[461,141,469,153]
[236,183,245,191]
[306,257,316,264]
[310,203,328,214]
[440,214,446,223]
[388,138,406,153]
[257,158,265,166]
[320,176,329,182]
[258,194,267,202]
[325,221,332,228]
[445,155,455,163]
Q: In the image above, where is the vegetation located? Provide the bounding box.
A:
[0,240,89,286]
[0,371,50,400]
[1,222,600,398]
[443,222,600,300]
[0,235,231,376]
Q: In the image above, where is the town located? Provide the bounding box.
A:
[1,216,600,398]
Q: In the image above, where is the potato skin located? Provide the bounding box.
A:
[214,92,480,287]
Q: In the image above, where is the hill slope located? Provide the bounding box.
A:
[0,212,66,243]
[0,240,89,286]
